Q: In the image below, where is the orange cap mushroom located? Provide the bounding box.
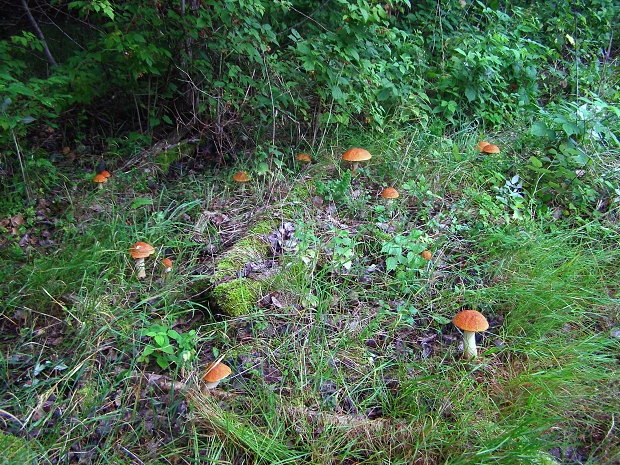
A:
[129,241,155,279]
[296,153,312,163]
[203,361,232,389]
[453,310,489,359]
[233,171,250,182]
[381,187,399,199]
[481,144,500,154]
[420,250,432,260]
[162,258,173,278]
[100,170,111,178]
[93,174,107,189]
[476,141,490,151]
[342,148,372,174]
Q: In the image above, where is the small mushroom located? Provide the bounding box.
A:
[233,171,251,192]
[295,153,312,163]
[476,141,490,151]
[93,174,107,190]
[453,310,489,359]
[481,143,500,154]
[381,187,399,199]
[100,170,111,179]
[342,148,372,175]
[129,241,155,279]
[162,257,173,279]
[420,250,432,260]
[203,361,232,389]
[233,171,250,183]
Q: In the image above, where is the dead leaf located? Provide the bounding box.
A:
[10,214,24,227]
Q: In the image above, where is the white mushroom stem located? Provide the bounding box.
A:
[462,330,478,359]
[135,257,146,279]
[350,161,359,174]
[204,380,221,390]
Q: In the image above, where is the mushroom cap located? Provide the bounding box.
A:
[453,310,489,332]
[342,148,372,162]
[162,258,173,269]
[93,174,107,183]
[477,141,490,151]
[296,153,312,163]
[481,144,500,154]
[129,241,155,259]
[381,187,399,199]
[421,250,432,260]
[100,170,111,178]
[203,361,232,383]
[233,171,250,182]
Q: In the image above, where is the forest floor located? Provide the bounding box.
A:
[1,128,619,464]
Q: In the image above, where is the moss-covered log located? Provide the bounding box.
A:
[200,220,277,317]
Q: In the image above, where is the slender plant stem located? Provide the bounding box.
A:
[11,130,33,203]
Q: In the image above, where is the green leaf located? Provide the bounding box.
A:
[376,87,392,101]
[531,121,548,137]
[156,357,170,370]
[160,344,175,354]
[572,152,589,166]
[562,122,581,137]
[529,156,543,168]
[431,314,452,325]
[464,87,477,102]
[330,85,344,101]
[130,198,154,209]
[386,256,399,272]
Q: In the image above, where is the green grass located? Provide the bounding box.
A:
[1,120,619,465]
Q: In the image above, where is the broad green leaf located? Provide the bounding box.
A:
[465,87,477,102]
[386,256,399,271]
[529,156,543,168]
[531,121,548,137]
[130,198,153,209]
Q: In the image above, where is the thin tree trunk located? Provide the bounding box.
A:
[20,0,58,68]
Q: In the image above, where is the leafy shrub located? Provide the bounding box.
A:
[526,98,620,212]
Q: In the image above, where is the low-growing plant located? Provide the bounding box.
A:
[381,231,427,273]
[137,322,197,370]
[315,169,352,203]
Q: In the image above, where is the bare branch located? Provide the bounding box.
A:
[20,0,58,67]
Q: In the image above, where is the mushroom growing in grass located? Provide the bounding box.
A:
[100,170,111,179]
[296,153,312,164]
[129,241,155,279]
[93,173,107,190]
[342,148,372,175]
[381,187,399,200]
[476,141,490,151]
[453,310,489,359]
[420,250,432,260]
[481,143,500,154]
[203,361,232,389]
[162,257,173,279]
[233,171,251,191]
[233,171,250,183]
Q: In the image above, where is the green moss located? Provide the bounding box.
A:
[0,431,37,464]
[212,220,275,280]
[210,278,262,317]
[154,141,196,173]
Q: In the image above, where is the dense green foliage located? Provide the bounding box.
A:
[2,0,618,144]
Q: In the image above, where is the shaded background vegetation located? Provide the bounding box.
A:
[2,0,618,194]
